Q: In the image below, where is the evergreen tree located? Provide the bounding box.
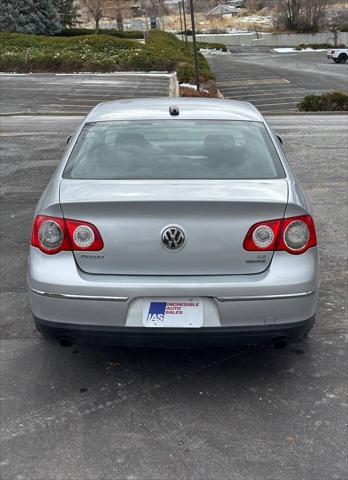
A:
[0,0,62,35]
[58,0,79,28]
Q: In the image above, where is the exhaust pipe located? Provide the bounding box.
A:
[272,337,288,350]
[57,336,74,347]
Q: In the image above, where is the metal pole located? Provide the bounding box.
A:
[160,0,165,30]
[178,2,184,41]
[188,0,200,90]
[182,0,188,44]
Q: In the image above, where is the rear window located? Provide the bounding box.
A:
[63,120,285,180]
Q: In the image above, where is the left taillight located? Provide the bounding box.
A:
[31,215,104,254]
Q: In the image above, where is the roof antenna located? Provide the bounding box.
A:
[169,105,179,116]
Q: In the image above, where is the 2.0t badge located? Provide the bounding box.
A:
[161,225,186,251]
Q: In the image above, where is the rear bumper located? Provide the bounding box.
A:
[28,247,320,334]
[34,315,315,347]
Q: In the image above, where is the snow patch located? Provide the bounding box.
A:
[273,48,327,53]
[199,48,231,56]
[180,83,209,93]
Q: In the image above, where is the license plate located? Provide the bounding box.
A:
[142,298,203,328]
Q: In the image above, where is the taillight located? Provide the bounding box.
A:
[277,215,317,254]
[31,215,103,254]
[243,215,317,255]
[331,50,335,54]
[243,219,281,251]
[65,219,104,251]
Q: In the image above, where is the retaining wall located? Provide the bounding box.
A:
[178,32,348,47]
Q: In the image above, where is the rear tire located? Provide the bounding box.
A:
[333,58,340,63]
[337,54,347,64]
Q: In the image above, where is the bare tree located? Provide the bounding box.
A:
[277,0,331,32]
[81,0,103,32]
[304,0,329,31]
[285,0,301,29]
[328,8,348,46]
[81,0,133,33]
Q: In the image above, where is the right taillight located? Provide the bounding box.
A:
[243,215,317,255]
[277,215,317,254]
[31,215,104,254]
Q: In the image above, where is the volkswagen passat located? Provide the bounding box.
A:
[27,98,320,347]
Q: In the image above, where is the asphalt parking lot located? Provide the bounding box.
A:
[0,73,173,115]
[1,114,347,480]
[207,49,348,113]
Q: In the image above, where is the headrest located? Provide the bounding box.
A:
[204,135,236,157]
[116,132,148,146]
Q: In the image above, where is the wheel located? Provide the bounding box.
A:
[333,58,340,63]
[338,54,347,64]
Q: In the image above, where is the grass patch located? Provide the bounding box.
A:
[0,31,214,83]
[298,92,348,111]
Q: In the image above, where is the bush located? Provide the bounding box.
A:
[0,31,215,83]
[144,31,215,82]
[298,92,348,111]
[295,43,346,50]
[56,28,144,39]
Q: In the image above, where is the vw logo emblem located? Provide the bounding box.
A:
[161,225,186,251]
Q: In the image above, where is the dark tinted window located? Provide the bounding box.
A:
[63,120,285,180]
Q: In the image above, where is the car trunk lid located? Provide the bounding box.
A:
[59,179,288,275]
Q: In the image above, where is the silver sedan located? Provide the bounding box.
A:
[27,98,320,347]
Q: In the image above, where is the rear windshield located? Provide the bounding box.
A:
[63,120,285,180]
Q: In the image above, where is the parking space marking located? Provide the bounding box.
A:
[207,50,347,113]
[0,73,172,115]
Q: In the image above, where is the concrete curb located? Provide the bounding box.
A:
[169,73,179,97]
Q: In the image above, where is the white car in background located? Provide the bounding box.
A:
[327,48,348,63]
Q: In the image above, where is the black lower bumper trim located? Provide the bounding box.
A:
[34,316,315,348]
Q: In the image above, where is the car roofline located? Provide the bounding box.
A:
[84,97,264,123]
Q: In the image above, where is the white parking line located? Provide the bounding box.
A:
[226,93,306,99]
[251,101,299,107]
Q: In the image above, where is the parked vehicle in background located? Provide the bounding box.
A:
[327,48,348,63]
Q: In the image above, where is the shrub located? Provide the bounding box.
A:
[0,31,215,83]
[298,92,348,111]
[145,31,215,82]
[295,43,346,50]
[56,28,144,39]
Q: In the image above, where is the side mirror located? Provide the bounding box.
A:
[66,135,72,144]
[276,134,283,145]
